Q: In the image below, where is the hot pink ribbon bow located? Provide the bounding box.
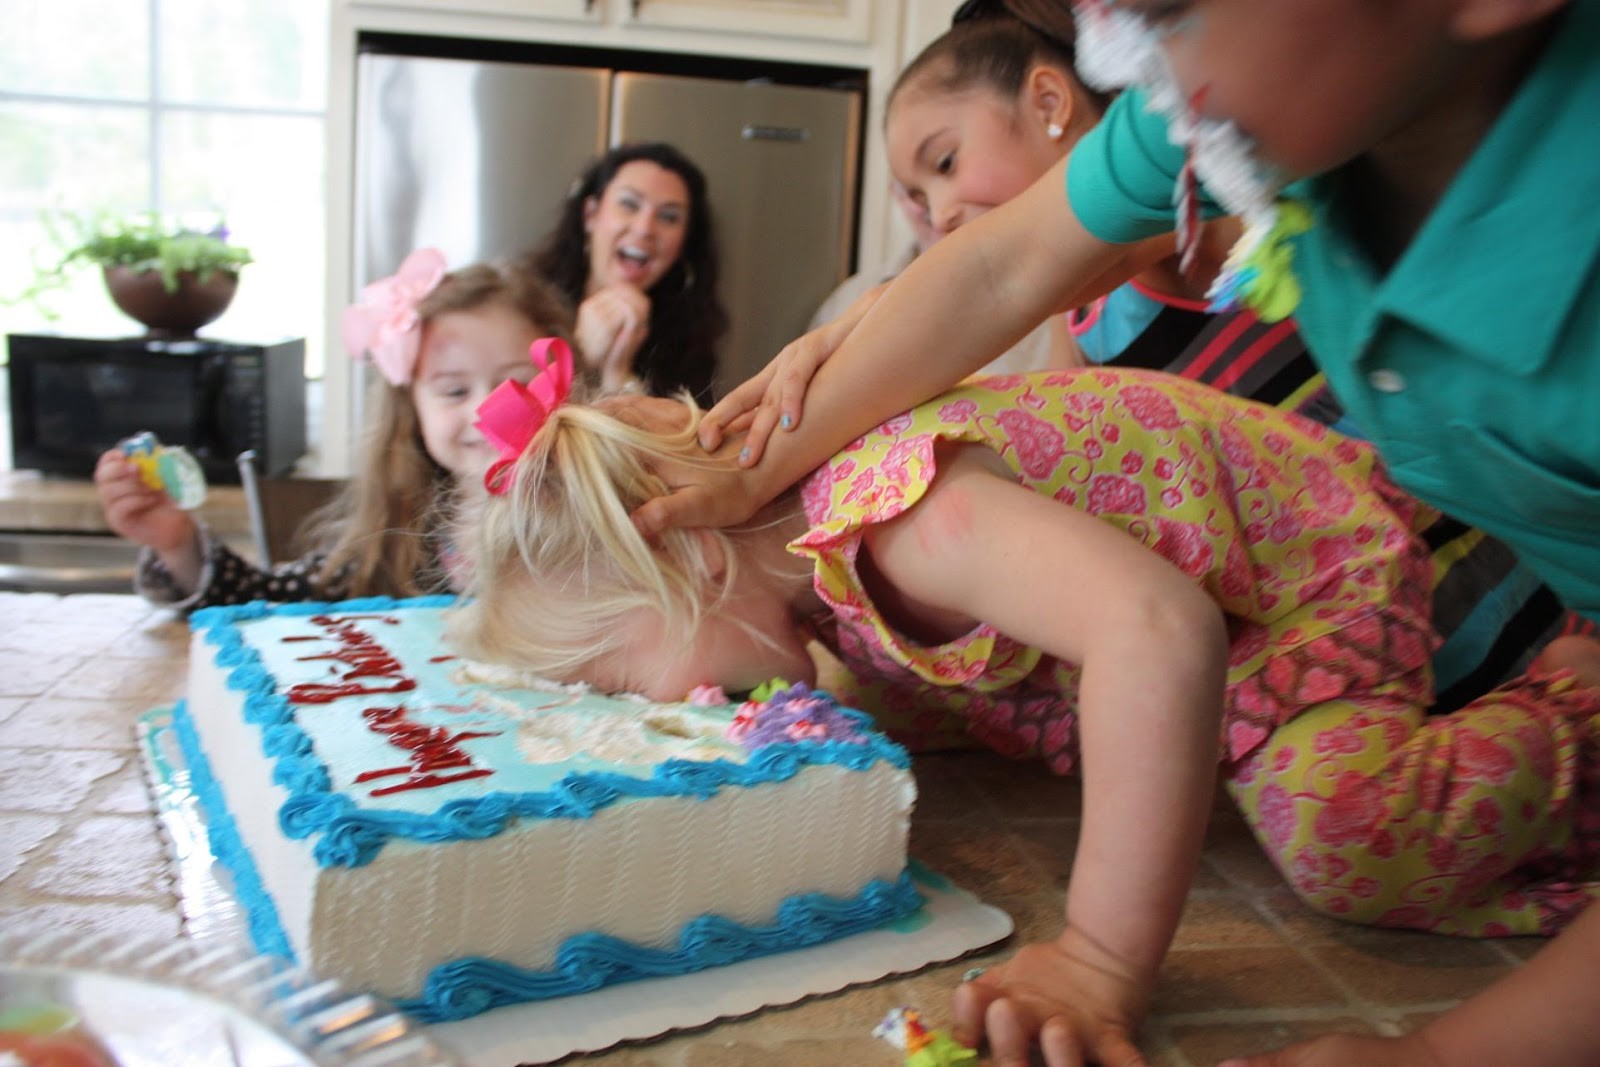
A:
[478,337,576,495]
[341,247,448,385]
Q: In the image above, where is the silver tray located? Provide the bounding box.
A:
[0,926,460,1067]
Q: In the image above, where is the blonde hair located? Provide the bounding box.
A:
[308,260,575,597]
[450,395,799,682]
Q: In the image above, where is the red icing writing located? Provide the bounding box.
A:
[278,613,496,796]
[285,614,415,704]
[353,704,500,797]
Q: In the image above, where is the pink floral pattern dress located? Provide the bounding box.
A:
[792,369,1600,936]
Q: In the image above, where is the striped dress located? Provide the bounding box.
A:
[1069,280,1582,710]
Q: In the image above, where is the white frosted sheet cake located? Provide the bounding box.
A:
[172,596,919,1022]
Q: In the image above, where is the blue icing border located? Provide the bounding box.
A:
[170,698,294,961]
[398,871,921,1022]
[169,693,924,1024]
[191,595,911,869]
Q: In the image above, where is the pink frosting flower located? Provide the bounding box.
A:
[686,684,728,706]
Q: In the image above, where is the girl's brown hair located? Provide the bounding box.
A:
[307,260,575,597]
[890,1,1112,120]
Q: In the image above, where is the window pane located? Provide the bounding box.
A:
[162,112,327,376]
[160,0,328,110]
[0,0,328,391]
[0,0,149,99]
[0,103,149,345]
[0,103,150,216]
[0,215,140,344]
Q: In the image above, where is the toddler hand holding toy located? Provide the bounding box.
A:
[118,431,207,510]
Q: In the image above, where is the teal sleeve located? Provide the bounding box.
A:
[1066,88,1196,244]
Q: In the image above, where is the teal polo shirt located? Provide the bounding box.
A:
[1067,6,1600,622]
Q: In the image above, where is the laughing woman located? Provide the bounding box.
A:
[526,142,728,404]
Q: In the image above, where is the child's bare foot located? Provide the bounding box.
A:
[1531,635,1600,689]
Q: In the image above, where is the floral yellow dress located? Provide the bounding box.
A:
[792,369,1600,936]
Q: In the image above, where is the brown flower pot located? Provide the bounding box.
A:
[102,265,239,339]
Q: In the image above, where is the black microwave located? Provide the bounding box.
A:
[6,333,307,482]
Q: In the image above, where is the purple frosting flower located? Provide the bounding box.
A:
[725,683,867,750]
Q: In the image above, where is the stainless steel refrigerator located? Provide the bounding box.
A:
[353,44,864,395]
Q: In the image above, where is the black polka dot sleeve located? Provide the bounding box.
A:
[134,521,353,612]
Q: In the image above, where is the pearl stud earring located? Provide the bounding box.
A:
[1047,122,1064,141]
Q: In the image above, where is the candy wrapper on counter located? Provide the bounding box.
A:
[120,431,207,509]
[873,1007,978,1065]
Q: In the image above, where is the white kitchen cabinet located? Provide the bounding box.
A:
[621,0,873,44]
[343,0,871,41]
[373,0,599,22]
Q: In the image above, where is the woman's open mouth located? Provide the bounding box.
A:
[614,244,654,284]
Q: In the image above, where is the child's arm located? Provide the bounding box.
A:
[634,154,1153,537]
[863,446,1228,1066]
[1220,901,1600,1067]
[94,447,204,594]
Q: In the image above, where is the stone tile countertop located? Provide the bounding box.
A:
[0,593,1543,1066]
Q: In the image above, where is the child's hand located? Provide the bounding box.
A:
[94,449,197,555]
[628,431,767,539]
[595,393,767,537]
[575,284,650,391]
[697,279,887,460]
[951,927,1153,1067]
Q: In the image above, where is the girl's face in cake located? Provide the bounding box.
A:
[583,560,819,702]
[413,303,548,480]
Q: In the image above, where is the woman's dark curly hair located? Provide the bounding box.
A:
[526,142,728,405]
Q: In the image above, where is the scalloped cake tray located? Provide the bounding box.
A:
[138,706,1013,1065]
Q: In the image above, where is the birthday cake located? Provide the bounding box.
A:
[172,595,920,1023]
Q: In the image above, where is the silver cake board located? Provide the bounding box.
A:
[137,706,1015,1065]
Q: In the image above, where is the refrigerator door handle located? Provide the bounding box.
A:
[741,124,811,143]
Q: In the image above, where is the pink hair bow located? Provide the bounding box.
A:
[478,337,575,495]
[341,247,448,385]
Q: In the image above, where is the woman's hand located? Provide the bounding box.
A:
[952,926,1153,1067]
[574,283,651,391]
[697,280,887,461]
[94,449,197,555]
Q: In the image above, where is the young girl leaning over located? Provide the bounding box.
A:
[875,1,1582,722]
[680,1,1600,633]
[452,360,1600,1067]
[93,249,574,610]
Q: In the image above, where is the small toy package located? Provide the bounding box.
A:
[120,431,207,510]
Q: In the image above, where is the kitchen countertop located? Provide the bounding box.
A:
[0,592,1541,1066]
[0,468,253,537]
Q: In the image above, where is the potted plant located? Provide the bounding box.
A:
[25,212,254,338]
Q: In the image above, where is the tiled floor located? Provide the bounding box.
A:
[0,592,1541,1066]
